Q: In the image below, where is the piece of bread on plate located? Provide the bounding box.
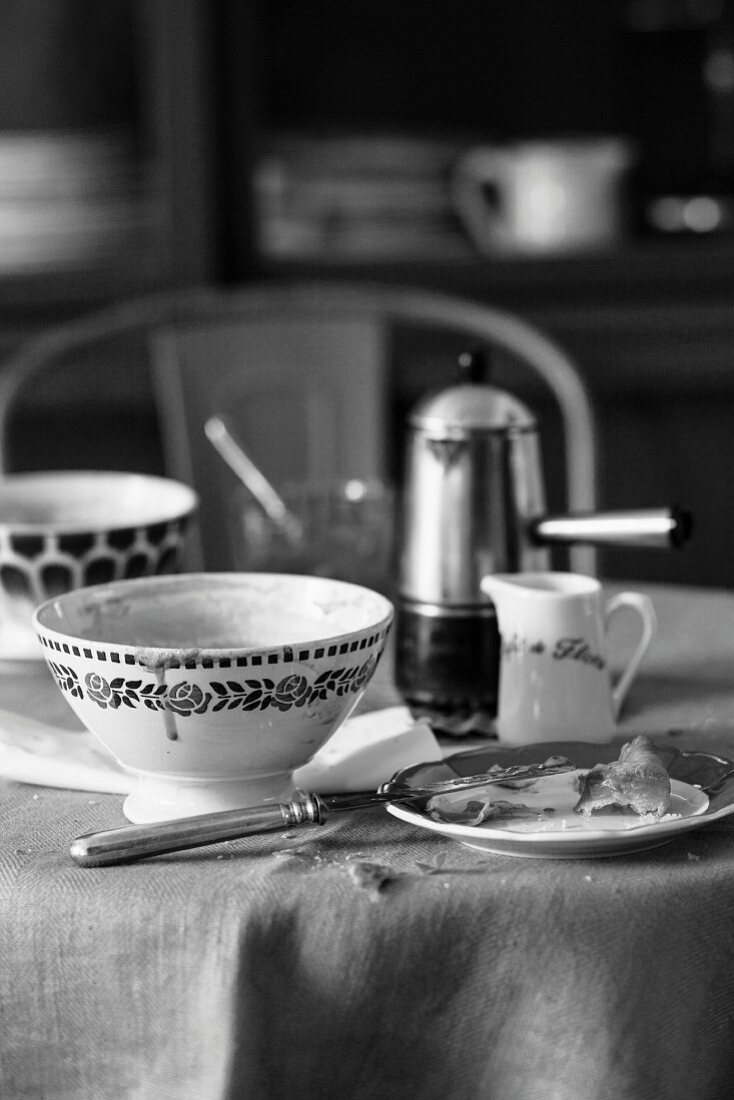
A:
[573,735,671,819]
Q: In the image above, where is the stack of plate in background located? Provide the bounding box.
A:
[0,129,158,273]
[253,130,474,261]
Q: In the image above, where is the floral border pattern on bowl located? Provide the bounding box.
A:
[47,654,381,721]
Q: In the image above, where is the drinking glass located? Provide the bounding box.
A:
[230,478,395,595]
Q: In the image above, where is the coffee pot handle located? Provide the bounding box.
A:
[605,592,657,719]
[531,506,693,549]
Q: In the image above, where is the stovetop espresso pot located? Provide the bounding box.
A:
[394,350,691,723]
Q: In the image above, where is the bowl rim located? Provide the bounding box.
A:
[32,571,395,661]
[0,470,199,533]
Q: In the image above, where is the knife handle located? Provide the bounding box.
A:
[70,793,324,867]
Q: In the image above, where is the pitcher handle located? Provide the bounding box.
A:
[605,592,657,720]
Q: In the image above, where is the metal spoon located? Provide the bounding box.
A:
[69,758,575,867]
[204,415,303,543]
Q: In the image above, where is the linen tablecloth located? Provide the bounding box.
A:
[3,582,734,1100]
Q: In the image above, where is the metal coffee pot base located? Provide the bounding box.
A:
[395,598,500,719]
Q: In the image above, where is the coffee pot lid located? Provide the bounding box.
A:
[408,349,536,433]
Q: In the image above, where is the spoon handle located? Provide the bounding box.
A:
[204,415,301,538]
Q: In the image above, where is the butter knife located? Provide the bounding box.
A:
[70,758,574,867]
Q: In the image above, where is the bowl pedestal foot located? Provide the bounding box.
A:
[122,770,298,823]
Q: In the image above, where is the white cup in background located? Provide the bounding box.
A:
[453,137,634,256]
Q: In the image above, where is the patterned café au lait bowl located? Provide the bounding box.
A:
[33,572,394,823]
[0,471,198,660]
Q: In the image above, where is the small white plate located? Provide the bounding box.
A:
[388,771,709,858]
[385,739,734,859]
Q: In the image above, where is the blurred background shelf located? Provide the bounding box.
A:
[2,0,734,301]
[257,234,734,303]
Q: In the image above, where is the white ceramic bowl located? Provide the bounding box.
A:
[33,572,394,822]
[0,471,198,660]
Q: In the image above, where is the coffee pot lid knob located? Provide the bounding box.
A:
[408,348,536,433]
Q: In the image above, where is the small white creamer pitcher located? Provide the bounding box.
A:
[480,572,656,744]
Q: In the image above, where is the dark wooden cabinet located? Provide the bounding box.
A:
[0,0,221,314]
[0,1,226,481]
